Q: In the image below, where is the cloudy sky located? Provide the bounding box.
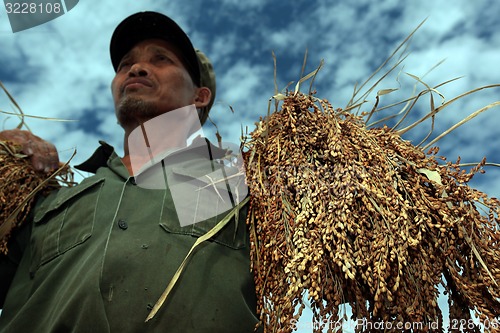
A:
[1,0,499,331]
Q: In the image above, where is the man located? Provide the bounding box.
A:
[0,11,260,332]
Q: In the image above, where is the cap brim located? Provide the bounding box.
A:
[110,11,200,86]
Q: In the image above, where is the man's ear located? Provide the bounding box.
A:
[194,87,211,109]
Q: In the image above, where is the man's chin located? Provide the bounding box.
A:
[116,97,157,125]
[119,96,149,109]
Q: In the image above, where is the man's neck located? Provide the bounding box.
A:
[121,106,203,176]
[121,155,134,175]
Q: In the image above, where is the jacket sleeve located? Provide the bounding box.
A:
[0,221,31,308]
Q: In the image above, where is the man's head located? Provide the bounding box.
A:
[109,12,216,131]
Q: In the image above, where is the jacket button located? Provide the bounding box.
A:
[118,219,128,230]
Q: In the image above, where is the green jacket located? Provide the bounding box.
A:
[0,140,260,332]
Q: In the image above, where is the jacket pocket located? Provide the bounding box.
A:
[30,177,105,272]
[160,167,248,250]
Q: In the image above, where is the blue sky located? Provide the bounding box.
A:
[1,0,499,331]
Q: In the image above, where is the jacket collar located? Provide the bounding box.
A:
[74,137,231,175]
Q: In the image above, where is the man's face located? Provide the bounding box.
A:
[111,39,202,130]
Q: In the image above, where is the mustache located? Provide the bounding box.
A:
[120,77,154,93]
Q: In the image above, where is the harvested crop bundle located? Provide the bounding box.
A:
[0,81,74,254]
[0,140,73,254]
[244,91,500,332]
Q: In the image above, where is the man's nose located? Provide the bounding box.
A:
[129,63,149,77]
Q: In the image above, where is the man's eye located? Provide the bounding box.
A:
[155,54,171,62]
[118,62,131,71]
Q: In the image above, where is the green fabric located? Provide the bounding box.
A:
[0,140,260,333]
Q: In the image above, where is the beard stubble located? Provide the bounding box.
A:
[116,97,158,128]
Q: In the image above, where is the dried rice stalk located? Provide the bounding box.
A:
[244,91,500,332]
[0,81,74,254]
[0,141,74,254]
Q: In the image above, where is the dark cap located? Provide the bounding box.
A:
[110,11,216,123]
